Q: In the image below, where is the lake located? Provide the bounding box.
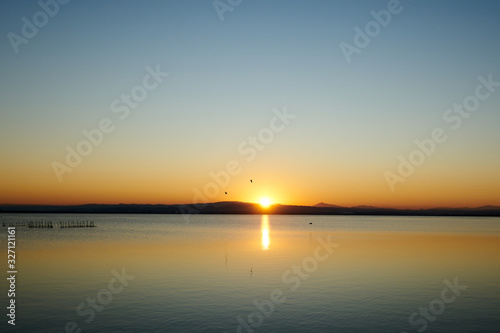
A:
[1,214,500,332]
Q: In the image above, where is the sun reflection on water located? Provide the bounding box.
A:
[261,215,270,250]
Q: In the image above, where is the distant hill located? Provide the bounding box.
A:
[1,202,499,216]
[351,205,382,209]
[315,203,387,210]
[471,205,500,211]
[314,202,345,208]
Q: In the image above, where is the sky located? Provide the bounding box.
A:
[1,0,499,208]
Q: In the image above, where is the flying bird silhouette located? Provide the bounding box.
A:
[250,179,252,183]
[225,192,227,194]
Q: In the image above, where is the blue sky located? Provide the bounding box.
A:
[1,0,499,207]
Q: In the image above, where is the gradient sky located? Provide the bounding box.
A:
[1,0,499,208]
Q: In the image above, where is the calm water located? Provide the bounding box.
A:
[1,214,500,333]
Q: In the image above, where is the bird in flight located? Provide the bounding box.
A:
[225,192,227,194]
[250,179,253,183]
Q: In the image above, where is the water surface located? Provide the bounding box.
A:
[1,214,499,332]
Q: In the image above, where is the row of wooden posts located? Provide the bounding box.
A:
[2,220,96,228]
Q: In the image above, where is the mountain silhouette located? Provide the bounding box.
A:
[1,202,499,216]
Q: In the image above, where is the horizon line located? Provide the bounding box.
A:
[1,201,500,211]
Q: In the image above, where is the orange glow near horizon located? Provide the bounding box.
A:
[1,178,500,209]
[1,157,499,209]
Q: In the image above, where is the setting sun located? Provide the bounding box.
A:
[260,197,272,208]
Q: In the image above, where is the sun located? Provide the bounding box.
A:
[259,197,272,208]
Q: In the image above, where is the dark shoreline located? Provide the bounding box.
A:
[1,202,500,217]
